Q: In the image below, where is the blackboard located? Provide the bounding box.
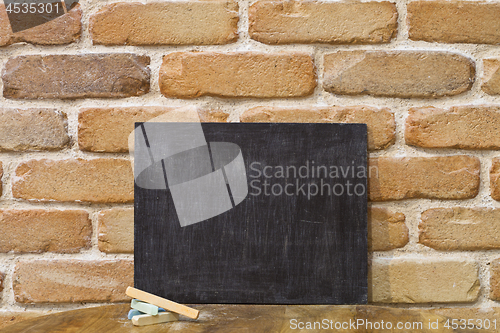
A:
[134,123,367,304]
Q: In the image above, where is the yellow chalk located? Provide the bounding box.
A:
[126,287,199,319]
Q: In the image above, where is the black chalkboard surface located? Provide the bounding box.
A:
[134,123,367,304]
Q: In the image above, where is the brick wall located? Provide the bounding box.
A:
[1,0,500,324]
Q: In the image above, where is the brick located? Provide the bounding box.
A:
[491,158,500,201]
[323,51,475,98]
[490,259,500,301]
[0,209,91,254]
[13,260,133,303]
[198,109,230,123]
[406,105,500,150]
[0,162,3,196]
[98,208,133,254]
[369,208,408,251]
[408,1,500,44]
[0,108,69,151]
[0,5,81,46]
[0,312,46,330]
[2,54,150,99]
[12,159,133,203]
[0,271,4,293]
[420,208,500,251]
[78,107,228,153]
[241,106,395,151]
[370,259,479,303]
[90,2,238,45]
[159,52,316,99]
[249,1,397,44]
[482,58,500,95]
[369,156,480,201]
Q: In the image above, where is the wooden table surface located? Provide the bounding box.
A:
[0,303,490,332]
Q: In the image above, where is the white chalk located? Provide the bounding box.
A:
[132,312,179,326]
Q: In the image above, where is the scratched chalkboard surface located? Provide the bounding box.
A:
[134,123,367,304]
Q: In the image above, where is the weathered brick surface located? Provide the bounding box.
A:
[0,0,498,314]
[406,105,500,149]
[0,210,91,254]
[249,1,397,44]
[323,51,475,98]
[0,108,69,151]
[241,106,395,151]
[370,259,479,303]
[0,312,45,330]
[408,1,500,44]
[0,5,81,46]
[2,54,150,99]
[369,208,408,251]
[491,158,500,201]
[12,159,133,203]
[198,110,230,123]
[79,107,228,153]
[0,162,3,196]
[13,260,133,303]
[490,259,500,301]
[98,208,134,254]
[159,52,316,99]
[420,208,500,251]
[482,58,500,95]
[369,156,480,201]
[90,2,238,45]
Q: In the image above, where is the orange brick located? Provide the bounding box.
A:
[369,156,480,201]
[0,210,91,254]
[408,1,500,44]
[197,110,230,122]
[78,107,228,153]
[98,208,134,254]
[369,208,408,251]
[13,260,133,303]
[159,52,316,99]
[371,259,479,303]
[90,1,238,45]
[12,159,133,203]
[0,5,81,46]
[482,58,500,96]
[491,158,500,201]
[249,1,397,44]
[3,54,150,99]
[420,208,500,251]
[490,258,500,301]
[241,106,395,151]
[323,51,475,98]
[0,162,3,196]
[406,106,500,149]
[0,108,69,151]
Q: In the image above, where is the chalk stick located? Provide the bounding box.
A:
[128,308,166,320]
[132,312,179,326]
[131,299,160,315]
[126,287,199,319]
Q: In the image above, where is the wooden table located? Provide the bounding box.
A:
[0,303,490,332]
